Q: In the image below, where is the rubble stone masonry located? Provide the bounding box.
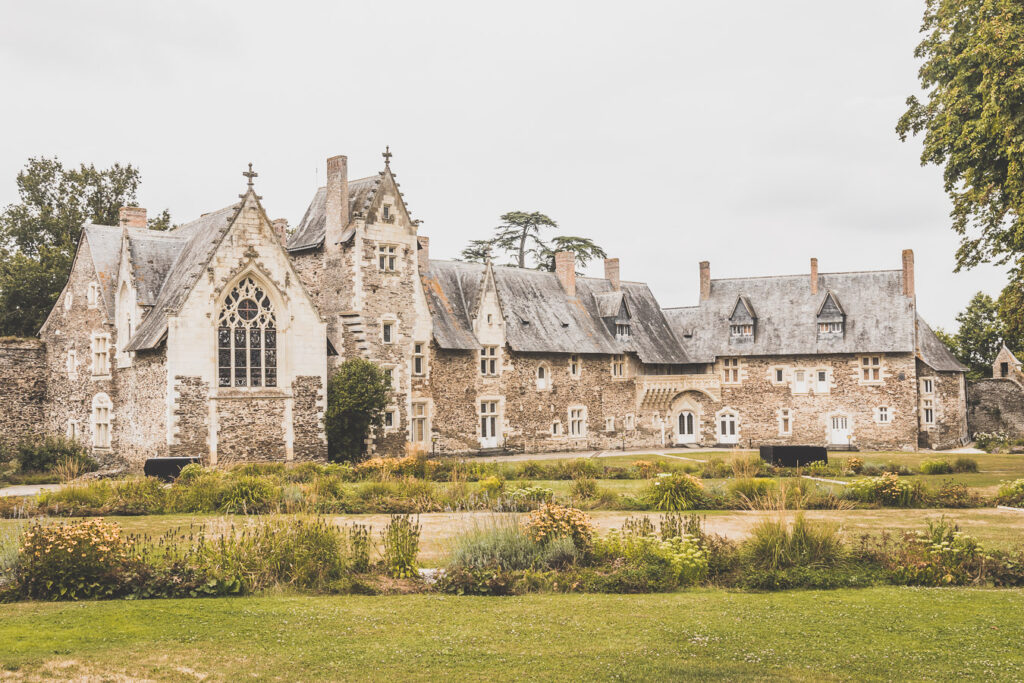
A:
[0,338,46,450]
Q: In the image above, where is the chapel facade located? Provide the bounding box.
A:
[6,152,969,467]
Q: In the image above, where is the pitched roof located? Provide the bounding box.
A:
[286,176,380,251]
[664,270,917,363]
[124,203,239,351]
[916,315,968,372]
[80,224,123,314]
[423,260,690,363]
[125,229,187,306]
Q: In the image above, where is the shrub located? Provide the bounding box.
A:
[880,462,912,476]
[523,504,594,550]
[382,514,421,579]
[596,528,707,588]
[846,457,864,474]
[479,476,505,497]
[106,477,167,514]
[175,463,206,484]
[447,518,542,571]
[730,455,764,479]
[539,536,580,570]
[743,514,845,571]
[15,436,96,474]
[570,478,598,499]
[919,459,953,475]
[846,473,923,507]
[953,457,979,473]
[698,459,731,479]
[325,358,391,462]
[975,431,1011,453]
[728,477,777,502]
[220,476,278,514]
[996,478,1024,507]
[347,524,371,573]
[169,469,228,513]
[16,519,131,600]
[642,473,705,511]
[931,480,982,508]
[886,518,984,586]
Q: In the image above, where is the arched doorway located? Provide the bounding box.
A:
[676,411,696,444]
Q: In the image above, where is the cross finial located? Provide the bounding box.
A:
[382,145,392,168]
[243,162,258,188]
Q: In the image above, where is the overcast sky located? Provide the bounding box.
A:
[0,0,1008,330]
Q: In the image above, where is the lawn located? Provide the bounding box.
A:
[1,589,1022,681]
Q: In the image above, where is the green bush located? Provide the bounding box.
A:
[478,476,505,497]
[975,431,1012,453]
[743,514,845,571]
[325,358,391,462]
[169,469,228,512]
[996,479,1024,507]
[642,473,705,511]
[846,473,923,507]
[953,457,979,473]
[570,478,598,499]
[175,463,206,484]
[728,477,777,502]
[447,519,542,571]
[382,514,421,579]
[931,480,983,508]
[220,476,279,514]
[14,436,96,474]
[16,519,132,600]
[538,535,580,569]
[919,459,954,475]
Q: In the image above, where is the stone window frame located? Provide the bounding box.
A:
[477,396,503,444]
[535,363,551,391]
[568,354,583,379]
[91,392,113,450]
[875,406,893,425]
[778,408,792,436]
[381,204,393,223]
[410,400,431,443]
[920,377,934,395]
[859,356,883,384]
[551,419,563,437]
[412,342,427,377]
[217,276,278,389]
[568,405,587,438]
[66,348,78,380]
[479,346,499,376]
[90,332,111,378]
[87,282,99,309]
[67,418,80,441]
[381,364,397,389]
[770,366,787,386]
[381,317,397,345]
[921,398,935,425]
[383,405,399,431]
[377,244,399,272]
[604,416,615,433]
[623,413,635,431]
[721,357,741,384]
[814,368,830,394]
[610,354,626,379]
[715,406,740,442]
[791,368,809,394]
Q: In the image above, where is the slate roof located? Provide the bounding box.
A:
[80,224,124,314]
[663,270,918,363]
[916,315,968,372]
[126,229,187,306]
[422,260,690,364]
[286,176,381,251]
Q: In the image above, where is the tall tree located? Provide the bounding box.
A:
[997,277,1024,355]
[896,0,1024,272]
[459,239,495,264]
[950,291,1005,379]
[0,158,167,337]
[324,358,391,462]
[458,210,607,273]
[493,211,558,268]
[533,235,608,272]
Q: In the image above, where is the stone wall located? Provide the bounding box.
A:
[216,397,286,463]
[169,375,208,458]
[292,375,327,461]
[968,379,1024,440]
[114,349,168,465]
[0,338,47,450]
[917,361,969,450]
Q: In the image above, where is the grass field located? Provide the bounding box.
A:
[1,589,1023,681]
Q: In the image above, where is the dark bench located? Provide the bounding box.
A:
[758,446,827,467]
[144,457,201,482]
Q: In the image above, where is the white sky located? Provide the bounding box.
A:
[0,0,1008,330]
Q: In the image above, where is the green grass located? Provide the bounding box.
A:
[1,589,1023,680]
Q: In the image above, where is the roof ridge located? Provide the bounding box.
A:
[711,269,901,282]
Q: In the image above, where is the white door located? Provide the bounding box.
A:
[676,411,696,444]
[718,412,738,444]
[480,401,499,448]
[830,415,850,445]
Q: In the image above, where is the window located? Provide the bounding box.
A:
[793,370,807,393]
[730,324,753,338]
[551,420,562,436]
[87,282,99,308]
[217,277,277,388]
[815,370,829,393]
[67,419,80,441]
[486,313,493,324]
[616,323,631,338]
[91,333,110,376]
[382,204,392,221]
[1001,362,1010,377]
[718,411,738,441]
[774,368,785,384]
[536,364,550,391]
[382,321,395,344]
[412,343,425,376]
[605,417,615,432]
[480,346,498,376]
[569,407,587,437]
[480,401,499,442]
[611,355,625,378]
[922,399,934,425]
[921,378,934,394]
[378,245,398,272]
[722,358,740,383]
[818,321,843,334]
[384,409,396,430]
[624,414,635,430]
[67,349,77,379]
[91,393,112,449]
[877,406,890,424]
[411,402,429,442]
[569,355,582,378]
[778,409,792,436]
[383,367,394,387]
[861,356,881,382]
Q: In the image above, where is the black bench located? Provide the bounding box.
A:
[144,457,201,482]
[759,446,827,467]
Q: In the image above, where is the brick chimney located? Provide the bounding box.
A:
[810,257,819,295]
[272,218,289,246]
[325,155,349,250]
[119,206,147,228]
[902,249,915,297]
[699,261,711,302]
[555,251,576,297]
[604,258,620,291]
[417,235,430,272]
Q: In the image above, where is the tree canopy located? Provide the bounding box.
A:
[459,210,607,273]
[324,358,391,462]
[936,291,1007,379]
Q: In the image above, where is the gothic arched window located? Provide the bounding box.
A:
[218,277,277,388]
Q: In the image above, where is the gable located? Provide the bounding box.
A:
[729,296,756,323]
[817,291,845,321]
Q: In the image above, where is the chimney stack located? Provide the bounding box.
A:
[119,206,147,228]
[810,257,819,295]
[325,155,349,250]
[604,258,620,291]
[699,261,711,302]
[417,235,430,272]
[555,251,576,297]
[272,218,289,246]
[902,249,915,297]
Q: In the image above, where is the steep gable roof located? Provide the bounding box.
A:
[816,290,845,319]
[125,229,187,306]
[916,315,968,372]
[729,296,756,323]
[81,224,124,314]
[286,175,381,251]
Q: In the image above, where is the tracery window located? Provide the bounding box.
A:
[218,277,277,388]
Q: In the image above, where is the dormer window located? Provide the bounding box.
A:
[816,291,846,339]
[728,296,756,343]
[616,322,631,339]
[730,324,753,338]
[818,322,844,334]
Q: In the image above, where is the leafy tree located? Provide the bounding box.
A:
[896,0,1024,272]
[493,211,558,268]
[147,208,174,231]
[324,358,391,462]
[459,239,494,264]
[459,211,607,272]
[997,276,1024,355]
[949,291,1005,378]
[0,157,170,337]
[533,236,608,272]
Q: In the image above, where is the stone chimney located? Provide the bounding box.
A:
[555,251,576,297]
[699,261,711,302]
[325,155,349,250]
[119,206,147,228]
[604,258,620,291]
[417,235,430,272]
[902,249,915,297]
[810,258,819,295]
[272,218,289,246]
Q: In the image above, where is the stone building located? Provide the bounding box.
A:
[4,152,970,467]
[968,345,1024,440]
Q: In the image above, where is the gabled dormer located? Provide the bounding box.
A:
[728,296,756,343]
[594,290,632,340]
[816,290,845,339]
[472,260,506,347]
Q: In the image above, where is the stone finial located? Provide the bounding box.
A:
[243,162,258,188]
[699,261,711,302]
[604,258,621,292]
[810,257,819,295]
[119,206,147,228]
[382,145,392,168]
[555,251,576,297]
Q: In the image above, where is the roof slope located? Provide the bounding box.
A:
[664,270,917,363]
[126,229,187,305]
[423,260,689,363]
[81,224,124,313]
[916,315,968,372]
[286,176,380,251]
